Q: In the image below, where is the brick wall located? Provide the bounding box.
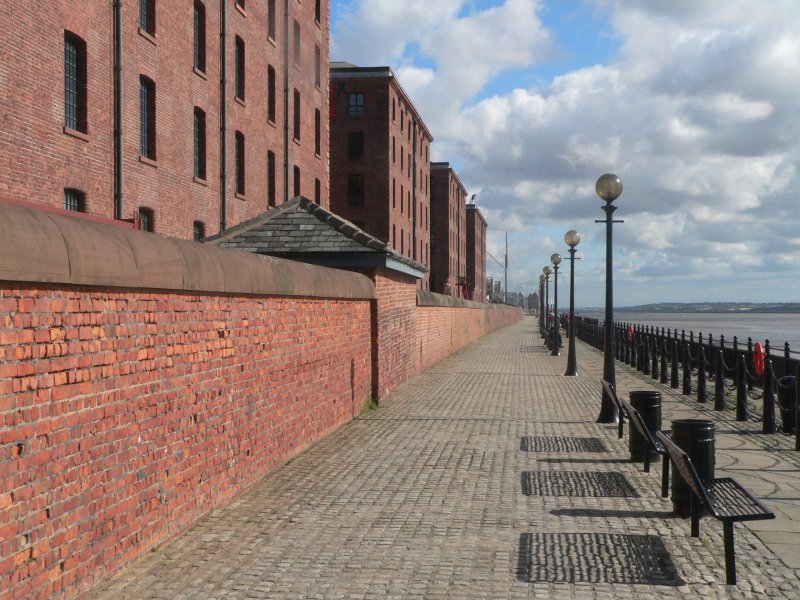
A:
[0,204,520,599]
[0,0,329,238]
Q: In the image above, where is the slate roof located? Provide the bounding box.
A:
[204,197,427,276]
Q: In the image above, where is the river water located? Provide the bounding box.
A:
[578,312,800,351]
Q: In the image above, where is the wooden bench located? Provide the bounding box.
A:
[655,431,775,585]
[619,398,669,498]
[601,379,626,439]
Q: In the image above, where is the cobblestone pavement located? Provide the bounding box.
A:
[91,317,800,599]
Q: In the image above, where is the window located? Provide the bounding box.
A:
[392,99,396,122]
[193,221,205,241]
[400,185,404,214]
[293,89,300,140]
[392,178,396,209]
[293,166,300,197]
[236,0,245,9]
[140,0,155,35]
[268,0,276,39]
[293,20,300,65]
[314,46,321,88]
[347,131,363,159]
[348,93,364,116]
[235,36,245,100]
[194,2,206,72]
[392,225,396,247]
[267,150,276,206]
[139,207,154,232]
[348,175,364,207]
[193,107,206,179]
[267,66,276,123]
[400,151,403,171]
[64,188,85,212]
[314,109,321,155]
[392,136,395,162]
[315,0,321,23]
[400,110,404,132]
[64,32,87,133]
[235,131,245,195]
[139,76,156,159]
[314,178,321,203]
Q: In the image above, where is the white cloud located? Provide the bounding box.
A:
[332,0,800,303]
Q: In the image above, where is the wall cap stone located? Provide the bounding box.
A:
[0,203,376,299]
[416,289,523,310]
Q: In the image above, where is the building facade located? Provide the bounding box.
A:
[0,0,329,239]
[429,162,467,296]
[329,63,433,289]
[466,203,487,301]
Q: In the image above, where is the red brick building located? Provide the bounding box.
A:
[466,203,487,301]
[429,162,467,296]
[329,63,433,289]
[0,0,329,239]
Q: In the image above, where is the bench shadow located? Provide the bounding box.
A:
[537,457,630,464]
[550,508,679,519]
[517,532,684,585]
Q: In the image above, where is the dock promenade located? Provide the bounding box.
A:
[90,317,800,599]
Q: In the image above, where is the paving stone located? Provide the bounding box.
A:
[88,318,800,599]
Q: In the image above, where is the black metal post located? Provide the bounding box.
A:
[736,353,748,421]
[551,264,560,356]
[697,346,707,403]
[670,340,679,388]
[596,174,622,424]
[763,360,777,434]
[714,350,726,410]
[565,246,578,376]
[683,342,692,395]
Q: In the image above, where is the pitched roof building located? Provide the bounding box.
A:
[329,63,433,289]
[0,0,329,239]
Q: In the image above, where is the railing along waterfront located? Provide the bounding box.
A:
[572,316,800,440]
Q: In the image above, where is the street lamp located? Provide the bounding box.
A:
[595,173,623,423]
[564,230,582,376]
[550,253,562,356]
[543,266,552,346]
[539,275,546,337]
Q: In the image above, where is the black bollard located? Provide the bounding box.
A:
[651,338,659,380]
[714,349,726,410]
[796,363,800,451]
[736,353,749,422]
[785,342,791,377]
[660,339,669,384]
[683,342,693,395]
[642,336,650,374]
[763,360,778,434]
[670,340,679,389]
[697,346,707,403]
[671,419,715,517]
[628,390,662,463]
[747,337,754,390]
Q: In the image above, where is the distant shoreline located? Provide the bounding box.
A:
[577,303,800,314]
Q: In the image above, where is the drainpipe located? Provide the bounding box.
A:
[219,0,227,231]
[412,119,418,261]
[283,0,290,200]
[113,0,123,220]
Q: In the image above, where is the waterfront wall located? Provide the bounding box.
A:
[0,204,521,599]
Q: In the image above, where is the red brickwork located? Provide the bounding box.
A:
[0,0,329,239]
[329,66,432,290]
[0,286,371,599]
[430,163,467,296]
[466,204,487,301]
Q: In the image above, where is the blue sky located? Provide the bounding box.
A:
[331,1,800,307]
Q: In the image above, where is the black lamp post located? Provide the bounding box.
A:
[543,266,552,344]
[595,173,623,423]
[538,275,546,337]
[564,230,582,376]
[550,253,562,356]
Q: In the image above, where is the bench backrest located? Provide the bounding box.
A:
[620,399,661,452]
[655,431,715,513]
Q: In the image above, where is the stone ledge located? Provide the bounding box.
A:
[0,203,375,300]
[416,289,521,310]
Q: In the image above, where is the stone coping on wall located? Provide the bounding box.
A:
[0,203,375,299]
[417,289,522,310]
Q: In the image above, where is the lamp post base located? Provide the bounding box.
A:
[596,384,619,423]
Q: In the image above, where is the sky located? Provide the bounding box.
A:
[330,0,800,307]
